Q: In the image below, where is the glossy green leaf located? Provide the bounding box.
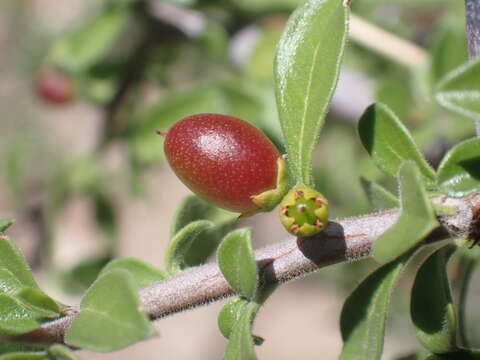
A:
[165,220,214,275]
[218,229,258,300]
[0,294,43,336]
[65,270,155,352]
[339,258,406,360]
[437,138,480,197]
[360,178,399,211]
[0,353,48,360]
[436,57,480,120]
[274,0,348,185]
[100,258,168,289]
[47,345,81,360]
[224,302,259,360]
[15,288,60,319]
[48,9,130,73]
[358,103,436,183]
[373,162,439,264]
[0,219,14,233]
[0,236,38,289]
[411,246,457,354]
[218,298,249,340]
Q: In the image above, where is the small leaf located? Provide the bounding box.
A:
[358,103,436,183]
[436,57,480,120]
[218,229,258,300]
[100,258,168,289]
[360,178,399,211]
[274,0,348,185]
[65,256,112,292]
[47,345,81,360]
[0,342,46,355]
[93,192,117,243]
[48,9,130,73]
[0,353,48,360]
[165,220,214,275]
[437,138,480,197]
[218,298,249,340]
[15,288,60,319]
[373,162,439,264]
[65,270,155,352]
[411,245,457,354]
[339,258,406,360]
[0,219,14,233]
[0,294,43,336]
[0,236,38,289]
[224,302,259,360]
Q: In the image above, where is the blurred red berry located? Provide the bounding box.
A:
[36,68,74,105]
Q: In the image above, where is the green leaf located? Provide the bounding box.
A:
[0,353,48,360]
[411,245,457,354]
[360,178,399,211]
[274,0,348,185]
[93,192,117,243]
[339,258,406,360]
[0,219,14,233]
[224,302,259,360]
[373,162,439,264]
[64,256,112,292]
[165,220,214,275]
[218,298,249,340]
[0,342,46,355]
[47,345,81,360]
[436,57,480,120]
[65,270,155,352]
[358,103,436,183]
[48,9,130,73]
[217,229,258,300]
[0,294,43,336]
[15,288,60,319]
[437,138,480,197]
[0,236,38,289]
[100,258,168,289]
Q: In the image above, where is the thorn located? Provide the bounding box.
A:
[315,198,325,206]
[315,220,324,228]
[290,224,300,234]
[156,130,167,137]
[294,190,304,200]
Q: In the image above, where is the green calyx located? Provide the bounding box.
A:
[279,186,329,237]
[241,156,291,217]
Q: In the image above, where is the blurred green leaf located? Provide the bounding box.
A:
[232,0,301,12]
[224,302,259,360]
[429,23,468,85]
[0,342,46,355]
[93,192,117,245]
[437,138,480,197]
[101,258,167,289]
[65,270,155,352]
[274,0,348,186]
[0,236,38,289]
[436,58,480,120]
[64,256,111,292]
[80,61,124,105]
[411,245,457,354]
[0,219,14,233]
[218,229,258,300]
[247,27,281,84]
[47,345,80,360]
[0,353,48,360]
[339,258,406,360]
[15,288,60,319]
[48,9,130,73]
[166,220,214,275]
[375,76,412,121]
[360,178,399,211]
[373,162,438,264]
[198,22,228,60]
[219,297,249,340]
[358,103,436,183]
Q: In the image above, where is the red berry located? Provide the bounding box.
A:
[163,114,281,213]
[36,68,74,105]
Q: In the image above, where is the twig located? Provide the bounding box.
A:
[349,14,428,69]
[464,0,480,136]
[16,194,480,346]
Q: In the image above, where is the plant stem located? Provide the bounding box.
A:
[464,0,480,135]
[14,194,480,346]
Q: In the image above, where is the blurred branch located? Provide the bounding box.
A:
[464,0,480,136]
[349,14,428,69]
[16,194,480,346]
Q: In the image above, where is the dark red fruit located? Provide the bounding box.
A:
[36,68,74,105]
[163,114,280,213]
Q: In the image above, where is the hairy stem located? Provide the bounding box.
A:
[15,194,480,346]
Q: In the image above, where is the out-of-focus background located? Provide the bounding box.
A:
[0,0,477,359]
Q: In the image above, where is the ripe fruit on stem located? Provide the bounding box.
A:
[279,186,329,237]
[161,113,290,216]
[36,67,75,105]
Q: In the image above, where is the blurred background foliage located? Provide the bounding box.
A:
[0,0,477,358]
